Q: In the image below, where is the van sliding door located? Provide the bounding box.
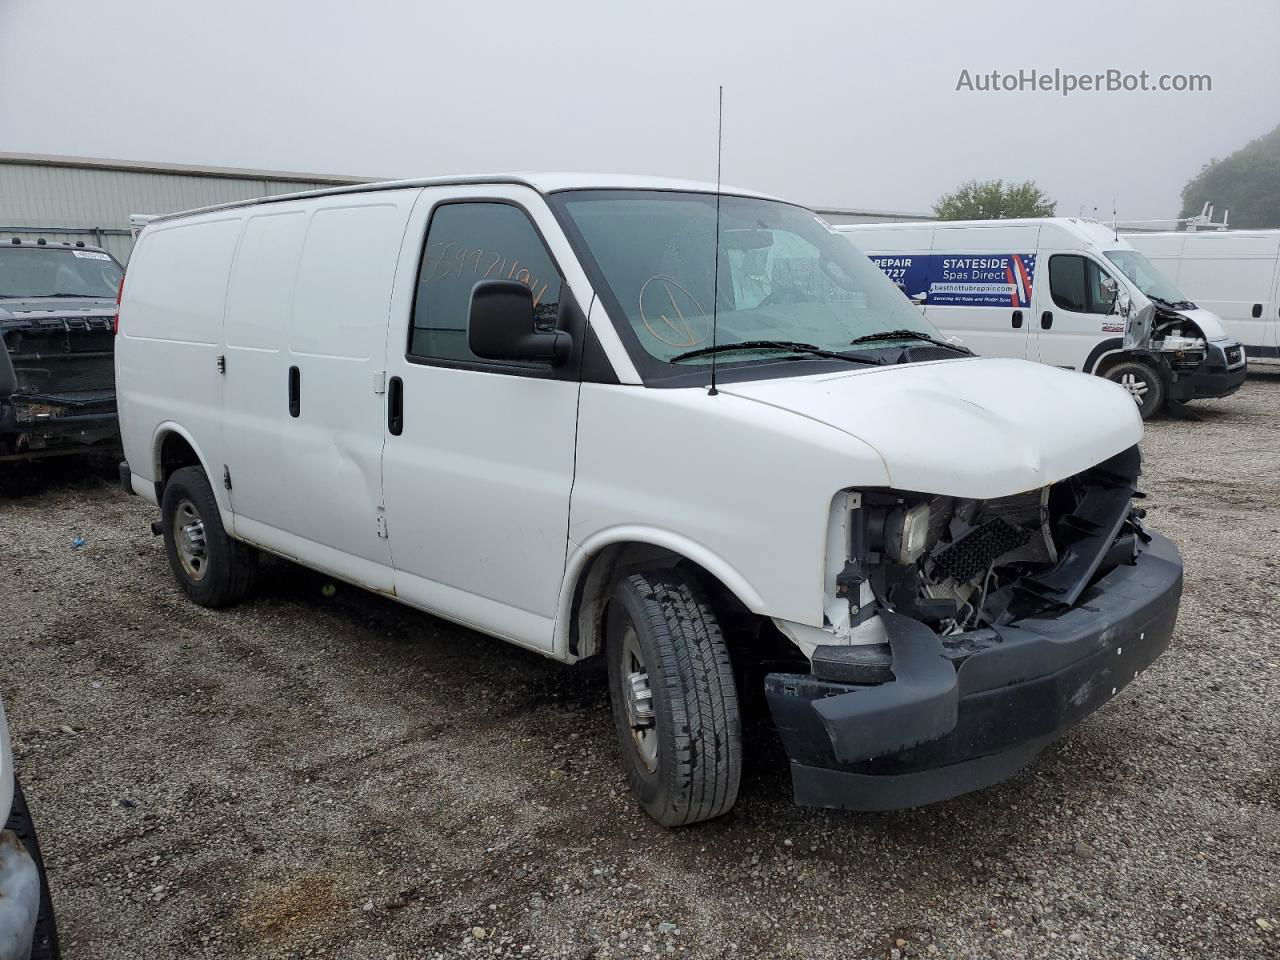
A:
[921,224,1039,361]
[221,191,419,591]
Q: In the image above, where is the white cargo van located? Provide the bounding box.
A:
[840,218,1247,418]
[116,176,1184,825]
[1124,228,1280,365]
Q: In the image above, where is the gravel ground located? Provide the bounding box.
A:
[2,372,1278,960]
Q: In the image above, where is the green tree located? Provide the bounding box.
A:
[933,179,1056,220]
[1180,123,1280,228]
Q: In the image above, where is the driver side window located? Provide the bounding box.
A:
[408,202,563,363]
[1049,255,1117,314]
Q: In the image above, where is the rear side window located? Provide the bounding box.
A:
[1049,254,1115,314]
[408,202,562,363]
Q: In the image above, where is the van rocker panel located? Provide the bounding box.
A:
[765,531,1183,810]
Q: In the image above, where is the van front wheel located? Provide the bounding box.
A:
[606,572,742,827]
[1104,360,1165,420]
[160,466,257,608]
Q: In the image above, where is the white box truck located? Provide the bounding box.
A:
[116,175,1183,824]
[1124,228,1280,365]
[840,218,1247,418]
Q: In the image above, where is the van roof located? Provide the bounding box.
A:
[839,217,1117,232]
[1122,228,1280,240]
[838,217,1136,253]
[147,173,781,225]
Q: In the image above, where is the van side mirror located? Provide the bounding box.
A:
[1099,274,1120,312]
[468,280,572,366]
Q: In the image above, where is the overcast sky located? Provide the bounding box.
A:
[2,0,1277,220]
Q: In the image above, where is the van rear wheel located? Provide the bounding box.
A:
[606,571,742,827]
[1104,360,1165,420]
[160,466,257,608]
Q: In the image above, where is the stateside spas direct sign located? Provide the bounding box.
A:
[870,253,1037,308]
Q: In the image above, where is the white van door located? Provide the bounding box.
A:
[220,208,310,542]
[1034,252,1122,370]
[1271,255,1280,358]
[922,224,1039,360]
[1176,234,1280,356]
[222,191,418,591]
[380,187,584,651]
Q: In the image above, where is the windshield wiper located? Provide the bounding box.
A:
[849,329,971,354]
[670,339,883,365]
[1147,294,1195,311]
[23,292,107,299]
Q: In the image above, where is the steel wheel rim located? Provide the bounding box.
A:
[174,498,209,581]
[1118,372,1149,404]
[619,622,658,772]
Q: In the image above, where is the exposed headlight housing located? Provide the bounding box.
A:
[884,502,931,565]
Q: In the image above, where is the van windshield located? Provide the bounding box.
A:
[0,247,123,300]
[1104,249,1193,307]
[552,190,943,370]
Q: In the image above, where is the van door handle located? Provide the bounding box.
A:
[1012,310,1023,329]
[1252,303,1263,318]
[1040,311,1053,330]
[288,366,300,418]
[387,376,403,436]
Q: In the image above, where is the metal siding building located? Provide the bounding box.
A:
[0,153,375,262]
[0,153,933,263]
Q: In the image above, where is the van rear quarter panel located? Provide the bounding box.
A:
[118,215,243,509]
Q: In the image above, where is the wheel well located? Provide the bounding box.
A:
[568,542,754,660]
[156,432,202,498]
[1093,352,1129,377]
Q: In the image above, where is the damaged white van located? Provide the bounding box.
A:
[116,176,1184,825]
[841,218,1247,419]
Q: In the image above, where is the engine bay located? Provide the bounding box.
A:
[837,446,1148,638]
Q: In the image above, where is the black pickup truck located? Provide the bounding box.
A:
[0,241,123,465]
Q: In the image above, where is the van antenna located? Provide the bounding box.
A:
[708,85,724,397]
[1112,198,1118,241]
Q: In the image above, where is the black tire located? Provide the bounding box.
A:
[1103,360,1165,420]
[605,571,742,827]
[5,779,60,960]
[161,466,257,607]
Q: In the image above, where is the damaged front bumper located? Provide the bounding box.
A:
[1165,340,1247,402]
[765,531,1182,811]
[0,392,119,462]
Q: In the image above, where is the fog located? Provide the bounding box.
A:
[2,0,1276,219]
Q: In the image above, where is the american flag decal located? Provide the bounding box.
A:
[1012,254,1036,307]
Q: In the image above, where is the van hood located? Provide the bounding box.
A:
[1172,306,1230,342]
[720,358,1142,499]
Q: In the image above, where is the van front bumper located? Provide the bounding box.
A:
[1,392,119,460]
[764,532,1183,811]
[1166,341,1247,401]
